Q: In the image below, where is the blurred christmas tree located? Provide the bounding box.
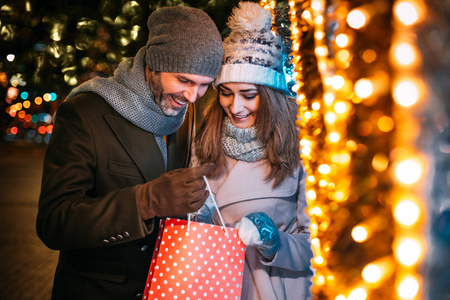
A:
[0,0,245,144]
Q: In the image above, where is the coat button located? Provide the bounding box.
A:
[135,293,143,298]
[110,236,117,242]
[102,239,110,245]
[140,245,148,252]
[117,234,124,240]
[123,231,130,238]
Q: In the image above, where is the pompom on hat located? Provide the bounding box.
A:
[214,2,289,94]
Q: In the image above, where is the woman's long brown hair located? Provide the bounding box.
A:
[195,85,300,188]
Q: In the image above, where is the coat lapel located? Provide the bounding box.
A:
[105,114,165,182]
[210,160,299,208]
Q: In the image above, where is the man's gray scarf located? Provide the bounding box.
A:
[66,47,187,168]
[222,117,266,162]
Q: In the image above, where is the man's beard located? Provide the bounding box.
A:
[148,72,188,117]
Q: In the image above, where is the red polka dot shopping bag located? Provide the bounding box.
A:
[142,218,246,300]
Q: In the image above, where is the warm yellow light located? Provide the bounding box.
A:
[328,132,340,143]
[311,206,323,216]
[318,164,331,174]
[347,288,367,300]
[318,179,328,187]
[354,78,373,99]
[315,45,328,57]
[395,238,422,266]
[304,111,312,119]
[377,116,394,132]
[335,34,350,47]
[307,175,316,183]
[314,256,324,265]
[312,102,321,110]
[394,200,420,226]
[307,190,317,201]
[394,43,416,66]
[334,102,347,114]
[324,93,335,104]
[35,97,43,105]
[352,225,369,243]
[316,275,326,285]
[311,238,320,245]
[393,80,419,107]
[314,15,324,25]
[43,93,52,102]
[15,102,23,110]
[347,9,368,29]
[362,264,382,283]
[302,10,312,20]
[395,159,422,184]
[346,140,357,151]
[372,153,389,172]
[362,49,377,63]
[337,50,350,62]
[331,75,345,90]
[397,276,419,299]
[395,2,419,26]
[311,0,322,11]
[23,100,31,109]
[315,30,325,40]
[335,295,346,300]
[325,112,337,124]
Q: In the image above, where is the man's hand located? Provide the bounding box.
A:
[136,163,216,220]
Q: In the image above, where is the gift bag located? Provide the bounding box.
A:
[142,218,246,300]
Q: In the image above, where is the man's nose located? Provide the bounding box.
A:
[182,86,200,103]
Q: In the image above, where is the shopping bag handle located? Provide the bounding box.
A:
[187,176,229,238]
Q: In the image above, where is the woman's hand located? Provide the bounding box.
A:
[236,212,280,260]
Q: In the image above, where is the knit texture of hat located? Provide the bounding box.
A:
[146,6,223,78]
[215,2,289,94]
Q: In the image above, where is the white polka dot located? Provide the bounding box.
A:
[157,285,161,289]
[188,251,192,256]
[173,262,177,267]
[178,270,182,274]
[192,226,197,231]
[190,271,194,276]
[166,267,170,272]
[159,272,164,277]
[204,229,208,233]
[155,265,160,270]
[183,277,188,281]
[152,278,157,282]
[176,250,180,254]
[182,289,186,294]
[197,234,202,238]
[171,275,175,280]
[178,237,182,241]
[165,247,169,252]
[174,230,178,234]
[168,235,171,240]
[164,229,169,232]
[183,244,187,249]
[186,264,190,269]
[210,255,214,260]
[188,284,192,289]
[195,246,199,251]
[176,282,180,286]
[164,280,168,285]
[190,239,195,244]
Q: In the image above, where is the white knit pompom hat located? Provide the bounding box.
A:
[214,1,289,94]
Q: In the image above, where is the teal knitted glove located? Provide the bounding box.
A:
[237,212,280,260]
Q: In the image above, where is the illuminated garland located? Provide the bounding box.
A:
[259,0,428,299]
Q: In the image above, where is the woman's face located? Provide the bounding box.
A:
[218,82,260,128]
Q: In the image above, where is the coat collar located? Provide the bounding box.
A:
[208,159,300,208]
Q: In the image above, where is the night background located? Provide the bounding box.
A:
[0,0,449,299]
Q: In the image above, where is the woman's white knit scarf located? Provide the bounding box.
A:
[222,117,266,162]
[65,47,187,168]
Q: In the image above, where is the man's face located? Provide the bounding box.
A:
[146,68,214,116]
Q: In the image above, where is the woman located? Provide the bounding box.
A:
[193,2,314,299]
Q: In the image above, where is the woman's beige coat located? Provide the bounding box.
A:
[208,158,314,300]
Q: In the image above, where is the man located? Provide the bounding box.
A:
[36,6,223,300]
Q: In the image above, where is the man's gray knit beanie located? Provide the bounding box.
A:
[145,6,223,78]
